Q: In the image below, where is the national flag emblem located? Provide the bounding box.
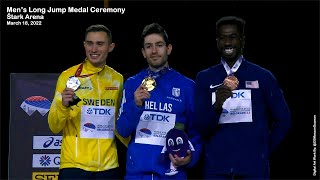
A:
[245,80,259,89]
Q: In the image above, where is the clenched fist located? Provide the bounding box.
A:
[223,75,239,91]
[214,85,232,113]
[134,84,150,107]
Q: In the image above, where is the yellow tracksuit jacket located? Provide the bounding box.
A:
[48,60,129,171]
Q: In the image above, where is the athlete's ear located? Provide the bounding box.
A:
[141,48,147,59]
[241,36,245,50]
[167,44,172,55]
[108,43,115,52]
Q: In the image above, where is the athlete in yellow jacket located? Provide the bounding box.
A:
[48,24,129,179]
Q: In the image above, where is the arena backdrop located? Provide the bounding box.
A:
[9,73,60,179]
[1,0,319,179]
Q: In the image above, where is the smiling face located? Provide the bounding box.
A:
[166,128,189,157]
[84,31,115,68]
[217,24,245,63]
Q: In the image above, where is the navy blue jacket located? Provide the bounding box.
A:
[117,68,202,179]
[194,59,291,178]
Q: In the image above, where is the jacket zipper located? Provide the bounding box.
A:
[97,75,101,171]
[75,135,78,158]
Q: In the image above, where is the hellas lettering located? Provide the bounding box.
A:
[145,101,157,110]
[145,101,172,112]
[159,102,172,112]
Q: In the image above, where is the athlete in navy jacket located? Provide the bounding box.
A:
[116,23,201,179]
[194,16,291,179]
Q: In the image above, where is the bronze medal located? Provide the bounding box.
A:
[223,75,239,91]
[141,77,156,91]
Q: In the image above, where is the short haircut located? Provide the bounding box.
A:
[85,24,112,43]
[141,23,170,47]
[216,16,246,36]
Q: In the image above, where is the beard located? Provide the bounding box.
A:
[148,59,168,70]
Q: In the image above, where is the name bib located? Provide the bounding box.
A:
[135,111,176,146]
[212,89,253,124]
[80,105,115,139]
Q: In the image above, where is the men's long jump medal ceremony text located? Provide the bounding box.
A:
[6,7,126,26]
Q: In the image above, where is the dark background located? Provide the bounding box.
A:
[1,0,319,179]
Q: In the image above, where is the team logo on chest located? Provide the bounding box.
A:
[172,87,180,97]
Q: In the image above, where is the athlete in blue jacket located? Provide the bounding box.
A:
[116,23,201,179]
[194,16,291,179]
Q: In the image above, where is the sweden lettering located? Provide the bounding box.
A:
[83,98,115,106]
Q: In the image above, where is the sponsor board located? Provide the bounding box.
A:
[33,136,62,149]
[32,172,59,180]
[32,154,60,168]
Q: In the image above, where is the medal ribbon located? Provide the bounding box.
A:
[147,66,170,79]
[74,62,105,78]
[69,61,105,137]
[221,55,243,75]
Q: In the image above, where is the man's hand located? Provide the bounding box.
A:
[134,84,150,107]
[169,150,192,167]
[61,87,76,107]
[223,75,239,91]
[214,85,232,112]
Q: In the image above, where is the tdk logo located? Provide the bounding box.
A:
[144,113,169,122]
[20,96,51,116]
[86,108,111,115]
[231,92,245,99]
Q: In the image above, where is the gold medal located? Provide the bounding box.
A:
[141,77,156,91]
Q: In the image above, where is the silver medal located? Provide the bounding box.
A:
[66,76,81,91]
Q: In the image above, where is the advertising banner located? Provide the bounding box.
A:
[9,73,60,179]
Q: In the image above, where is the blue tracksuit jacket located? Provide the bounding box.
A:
[194,58,291,178]
[117,68,202,180]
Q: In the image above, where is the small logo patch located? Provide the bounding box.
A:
[172,87,180,97]
[105,87,119,90]
[245,80,259,89]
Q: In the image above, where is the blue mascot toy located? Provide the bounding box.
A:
[161,123,195,176]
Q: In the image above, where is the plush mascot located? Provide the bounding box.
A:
[161,123,195,176]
